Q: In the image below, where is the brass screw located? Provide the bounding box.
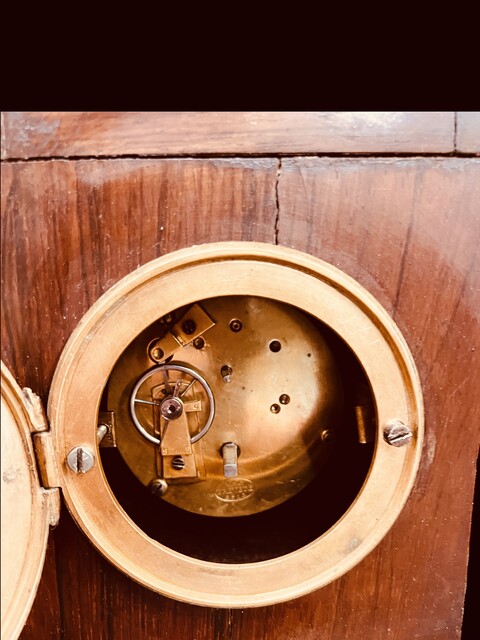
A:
[171,456,185,470]
[193,337,205,349]
[151,347,164,361]
[149,478,168,497]
[384,420,413,447]
[182,319,196,335]
[66,446,95,473]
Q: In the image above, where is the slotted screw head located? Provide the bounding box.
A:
[171,456,185,470]
[193,337,205,349]
[150,478,169,497]
[67,446,95,473]
[182,319,196,335]
[321,429,335,441]
[383,420,413,447]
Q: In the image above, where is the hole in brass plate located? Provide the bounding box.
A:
[229,319,243,332]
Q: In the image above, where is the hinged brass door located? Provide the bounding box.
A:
[0,363,60,640]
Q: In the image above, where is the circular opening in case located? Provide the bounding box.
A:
[51,243,422,607]
[99,297,376,563]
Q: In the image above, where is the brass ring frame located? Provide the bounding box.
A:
[49,242,423,608]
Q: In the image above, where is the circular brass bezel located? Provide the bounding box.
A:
[49,242,423,608]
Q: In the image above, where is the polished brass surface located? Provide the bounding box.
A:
[157,391,198,480]
[107,296,343,517]
[355,404,375,443]
[49,242,423,607]
[149,304,216,362]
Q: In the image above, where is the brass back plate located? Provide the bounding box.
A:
[107,296,343,516]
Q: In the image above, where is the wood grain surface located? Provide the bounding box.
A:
[1,112,455,159]
[457,112,480,153]
[1,157,278,400]
[246,157,479,640]
[1,157,277,640]
[1,148,478,637]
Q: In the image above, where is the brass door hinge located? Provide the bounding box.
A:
[23,387,61,527]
